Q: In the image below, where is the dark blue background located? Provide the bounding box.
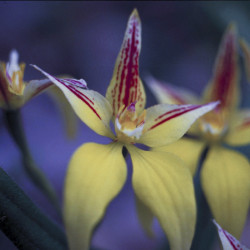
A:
[0,2,249,249]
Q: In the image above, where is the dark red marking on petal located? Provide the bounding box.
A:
[55,77,101,120]
[154,106,189,121]
[0,70,10,106]
[150,105,201,130]
[116,16,141,112]
[238,118,250,130]
[211,29,237,109]
[221,228,241,250]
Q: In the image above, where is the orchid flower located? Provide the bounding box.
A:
[0,50,52,110]
[32,9,218,250]
[213,220,250,250]
[146,23,250,239]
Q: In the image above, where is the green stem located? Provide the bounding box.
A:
[191,145,217,250]
[0,167,67,249]
[3,109,61,216]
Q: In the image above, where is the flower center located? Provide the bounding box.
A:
[4,50,25,95]
[115,102,146,143]
[199,109,228,142]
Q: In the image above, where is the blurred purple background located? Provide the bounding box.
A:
[0,2,250,249]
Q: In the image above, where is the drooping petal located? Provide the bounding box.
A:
[240,39,250,82]
[47,85,78,138]
[145,75,200,105]
[203,23,239,112]
[135,195,155,238]
[23,78,53,104]
[32,65,114,138]
[201,146,250,239]
[64,142,127,250]
[127,145,196,250]
[106,9,146,119]
[153,138,205,176]
[225,109,250,146]
[138,101,219,147]
[213,220,250,250]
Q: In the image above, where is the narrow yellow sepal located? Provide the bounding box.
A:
[145,75,200,105]
[139,102,218,147]
[32,65,114,138]
[127,145,196,250]
[64,142,127,250]
[202,23,239,112]
[201,146,250,239]
[153,138,205,176]
[106,9,146,119]
[135,195,155,238]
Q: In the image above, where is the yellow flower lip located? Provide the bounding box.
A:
[5,50,25,96]
[115,102,146,142]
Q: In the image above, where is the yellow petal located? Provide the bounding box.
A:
[127,145,196,250]
[64,142,127,250]
[139,101,219,147]
[46,85,78,138]
[32,65,114,138]
[106,9,146,119]
[23,78,52,104]
[201,146,250,239]
[135,195,155,238]
[0,63,11,108]
[225,109,250,146]
[202,23,239,112]
[145,75,200,105]
[240,39,250,82]
[153,138,205,176]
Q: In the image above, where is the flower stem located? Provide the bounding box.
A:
[3,109,61,216]
[191,145,217,250]
[0,167,67,249]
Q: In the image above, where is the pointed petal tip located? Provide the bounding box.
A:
[10,49,19,58]
[227,22,237,33]
[131,8,139,17]
[30,64,41,71]
[130,8,141,23]
[203,100,220,111]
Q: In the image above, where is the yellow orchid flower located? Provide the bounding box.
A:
[32,9,218,250]
[0,49,52,110]
[213,220,250,250]
[146,23,250,240]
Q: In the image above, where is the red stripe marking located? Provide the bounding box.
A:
[155,106,188,121]
[55,77,94,105]
[54,77,101,120]
[222,229,240,250]
[150,105,201,130]
[0,71,10,105]
[238,118,250,130]
[117,17,140,112]
[212,32,236,108]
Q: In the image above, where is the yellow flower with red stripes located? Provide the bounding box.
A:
[33,9,218,250]
[0,50,52,109]
[146,23,250,240]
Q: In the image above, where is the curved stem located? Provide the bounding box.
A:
[191,145,217,250]
[0,167,67,249]
[3,109,61,216]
